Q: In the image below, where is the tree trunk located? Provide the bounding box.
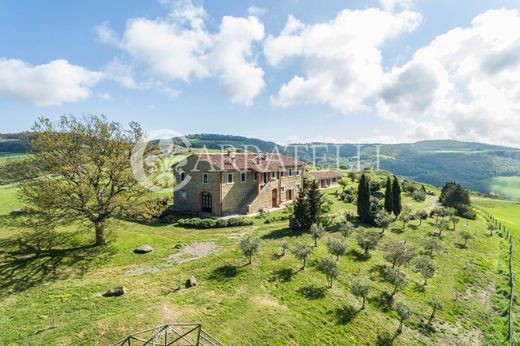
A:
[336,254,340,261]
[314,238,317,247]
[361,296,366,310]
[95,222,107,246]
[391,285,398,299]
[427,307,436,326]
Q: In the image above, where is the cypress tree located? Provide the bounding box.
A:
[392,176,402,218]
[307,179,324,226]
[384,176,393,214]
[357,173,371,223]
[291,189,310,231]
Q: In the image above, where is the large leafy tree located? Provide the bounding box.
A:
[357,173,371,223]
[19,115,168,246]
[392,176,402,218]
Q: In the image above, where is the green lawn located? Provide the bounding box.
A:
[474,197,520,337]
[0,182,510,345]
[486,176,520,201]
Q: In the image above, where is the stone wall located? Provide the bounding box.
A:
[173,156,222,216]
[221,171,257,216]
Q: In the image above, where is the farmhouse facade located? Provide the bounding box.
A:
[172,152,305,216]
[309,170,342,189]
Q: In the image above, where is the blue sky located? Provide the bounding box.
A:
[1,0,520,146]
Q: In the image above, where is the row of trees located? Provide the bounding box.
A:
[357,174,402,225]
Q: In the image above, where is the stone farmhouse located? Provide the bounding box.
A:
[309,170,342,189]
[172,152,305,217]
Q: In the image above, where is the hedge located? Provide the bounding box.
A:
[177,216,254,229]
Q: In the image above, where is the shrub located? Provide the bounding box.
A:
[177,216,253,229]
[412,189,426,202]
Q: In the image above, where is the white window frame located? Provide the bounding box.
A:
[202,173,208,184]
[281,186,285,192]
[240,172,247,182]
[227,173,233,184]
[271,171,276,179]
[288,168,293,176]
[280,171,285,177]
[180,172,186,181]
[253,173,257,181]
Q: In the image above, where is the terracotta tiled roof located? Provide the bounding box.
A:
[309,170,342,180]
[191,152,305,172]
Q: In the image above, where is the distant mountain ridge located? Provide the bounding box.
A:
[178,134,520,199]
[3,132,520,199]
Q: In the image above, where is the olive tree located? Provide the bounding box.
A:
[394,302,411,335]
[415,209,428,226]
[459,231,474,248]
[426,297,444,327]
[240,235,261,264]
[280,241,289,256]
[383,242,416,268]
[309,223,325,247]
[487,221,498,236]
[383,267,408,299]
[413,256,436,286]
[435,218,450,238]
[351,277,371,310]
[339,221,355,239]
[317,257,338,288]
[327,238,347,261]
[356,230,381,256]
[398,206,414,230]
[375,210,392,235]
[422,237,442,257]
[293,243,313,270]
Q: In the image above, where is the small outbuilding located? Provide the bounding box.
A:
[308,170,342,189]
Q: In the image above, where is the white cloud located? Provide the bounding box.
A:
[379,0,412,12]
[0,58,103,106]
[97,0,265,105]
[377,9,520,146]
[264,8,422,112]
[206,16,265,105]
[97,92,112,100]
[247,6,266,16]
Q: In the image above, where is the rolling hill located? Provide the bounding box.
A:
[4,132,520,199]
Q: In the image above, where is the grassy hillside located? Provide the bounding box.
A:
[485,177,520,201]
[0,176,511,345]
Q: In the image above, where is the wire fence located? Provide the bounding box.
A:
[476,207,515,345]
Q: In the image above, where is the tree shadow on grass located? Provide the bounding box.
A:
[390,227,404,234]
[349,248,371,262]
[269,267,295,282]
[369,264,391,280]
[207,264,239,281]
[376,331,395,346]
[334,305,359,324]
[261,228,301,240]
[297,285,326,300]
[370,291,393,312]
[0,231,114,296]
